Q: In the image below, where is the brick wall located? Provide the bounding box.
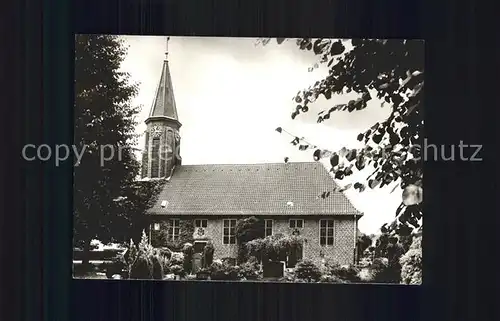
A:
[151,216,357,265]
[272,217,357,266]
[197,218,238,260]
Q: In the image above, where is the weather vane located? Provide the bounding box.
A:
[165,36,170,60]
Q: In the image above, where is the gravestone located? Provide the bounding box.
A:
[263,261,284,278]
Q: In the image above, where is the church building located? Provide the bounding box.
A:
[141,39,363,267]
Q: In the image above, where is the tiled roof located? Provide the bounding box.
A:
[148,60,178,120]
[147,162,363,216]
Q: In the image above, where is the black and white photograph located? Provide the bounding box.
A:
[73,35,423,284]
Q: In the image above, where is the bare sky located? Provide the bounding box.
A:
[119,36,403,235]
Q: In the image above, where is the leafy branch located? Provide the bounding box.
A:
[267,38,424,235]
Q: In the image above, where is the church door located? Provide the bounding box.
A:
[192,241,207,273]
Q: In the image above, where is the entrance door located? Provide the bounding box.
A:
[192,241,207,272]
[193,241,206,254]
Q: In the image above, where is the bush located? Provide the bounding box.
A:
[151,254,165,280]
[369,257,395,283]
[130,253,153,279]
[221,257,236,266]
[357,267,375,282]
[295,260,321,282]
[278,269,296,282]
[169,264,184,276]
[210,261,241,280]
[319,274,342,283]
[400,235,422,285]
[157,247,172,259]
[239,259,261,280]
[185,274,197,281]
[329,264,360,282]
[170,252,184,266]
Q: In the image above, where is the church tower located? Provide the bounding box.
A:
[141,37,182,179]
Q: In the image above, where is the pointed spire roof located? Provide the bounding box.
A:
[145,37,180,127]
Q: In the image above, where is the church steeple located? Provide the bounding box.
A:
[145,37,180,125]
[142,36,182,179]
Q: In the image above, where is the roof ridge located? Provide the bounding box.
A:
[178,161,321,166]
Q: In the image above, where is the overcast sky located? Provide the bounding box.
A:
[118,36,403,235]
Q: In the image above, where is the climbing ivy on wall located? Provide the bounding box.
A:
[150,219,195,251]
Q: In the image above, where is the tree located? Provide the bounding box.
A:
[264,38,424,236]
[235,216,265,263]
[114,179,167,245]
[73,34,140,266]
[356,233,373,261]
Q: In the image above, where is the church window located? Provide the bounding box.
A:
[195,219,207,228]
[264,219,273,237]
[151,138,160,178]
[289,219,304,229]
[222,219,236,244]
[319,219,334,246]
[168,219,180,241]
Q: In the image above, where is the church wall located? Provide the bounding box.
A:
[272,217,357,266]
[150,216,357,265]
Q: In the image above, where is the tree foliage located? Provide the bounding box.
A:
[150,219,194,251]
[235,216,264,263]
[74,34,141,263]
[265,38,424,236]
[235,216,265,243]
[356,233,373,260]
[246,233,303,263]
[399,235,422,285]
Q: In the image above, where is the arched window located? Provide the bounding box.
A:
[166,130,174,168]
[150,137,160,178]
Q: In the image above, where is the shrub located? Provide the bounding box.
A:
[170,252,184,266]
[319,274,342,283]
[278,269,296,282]
[125,231,171,280]
[151,254,165,280]
[400,235,422,285]
[295,260,321,282]
[357,267,375,282]
[169,264,184,277]
[221,257,236,266]
[130,253,153,279]
[370,257,394,283]
[239,259,261,280]
[329,264,360,282]
[210,261,241,280]
[157,247,172,259]
[196,267,211,280]
[185,274,197,281]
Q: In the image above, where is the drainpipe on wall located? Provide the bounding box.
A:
[353,215,358,264]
